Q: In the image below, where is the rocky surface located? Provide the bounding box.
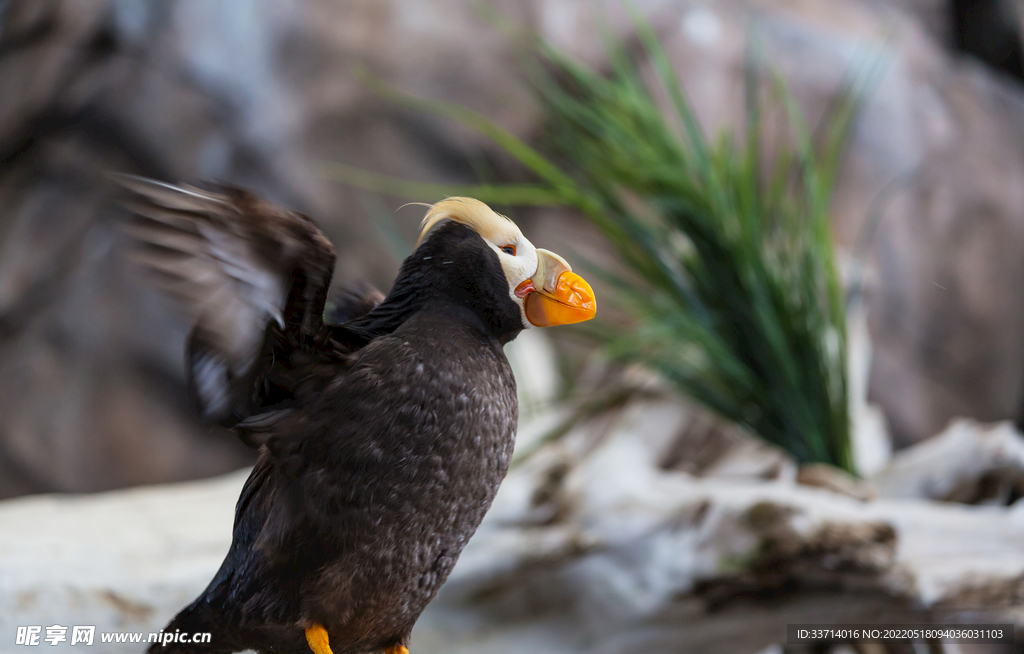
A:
[4,0,1024,497]
[4,405,1024,654]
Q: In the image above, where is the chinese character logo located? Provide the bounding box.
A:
[15,626,41,646]
[70,626,95,646]
[44,626,67,646]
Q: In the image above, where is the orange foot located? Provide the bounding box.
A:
[385,647,409,654]
[305,624,333,654]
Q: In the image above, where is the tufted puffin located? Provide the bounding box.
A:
[114,175,595,654]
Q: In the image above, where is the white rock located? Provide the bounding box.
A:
[5,406,1024,653]
[0,471,245,652]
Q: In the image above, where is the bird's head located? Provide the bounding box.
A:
[413,197,596,339]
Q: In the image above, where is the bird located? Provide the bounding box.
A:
[114,174,596,654]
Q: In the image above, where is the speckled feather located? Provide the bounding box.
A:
[183,310,516,654]
[117,178,525,654]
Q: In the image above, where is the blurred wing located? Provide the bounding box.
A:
[115,174,336,422]
[326,281,386,325]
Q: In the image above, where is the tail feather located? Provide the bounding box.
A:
[146,601,232,654]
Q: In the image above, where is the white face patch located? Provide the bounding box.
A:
[419,198,539,329]
[480,223,538,330]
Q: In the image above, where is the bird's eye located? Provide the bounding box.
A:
[500,245,516,256]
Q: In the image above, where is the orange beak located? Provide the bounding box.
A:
[515,249,596,327]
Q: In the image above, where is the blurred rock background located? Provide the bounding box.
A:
[3,0,1024,500]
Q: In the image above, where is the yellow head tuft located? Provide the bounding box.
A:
[417,197,516,247]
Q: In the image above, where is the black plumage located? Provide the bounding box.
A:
[115,176,594,654]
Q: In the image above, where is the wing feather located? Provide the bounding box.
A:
[114,173,336,424]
